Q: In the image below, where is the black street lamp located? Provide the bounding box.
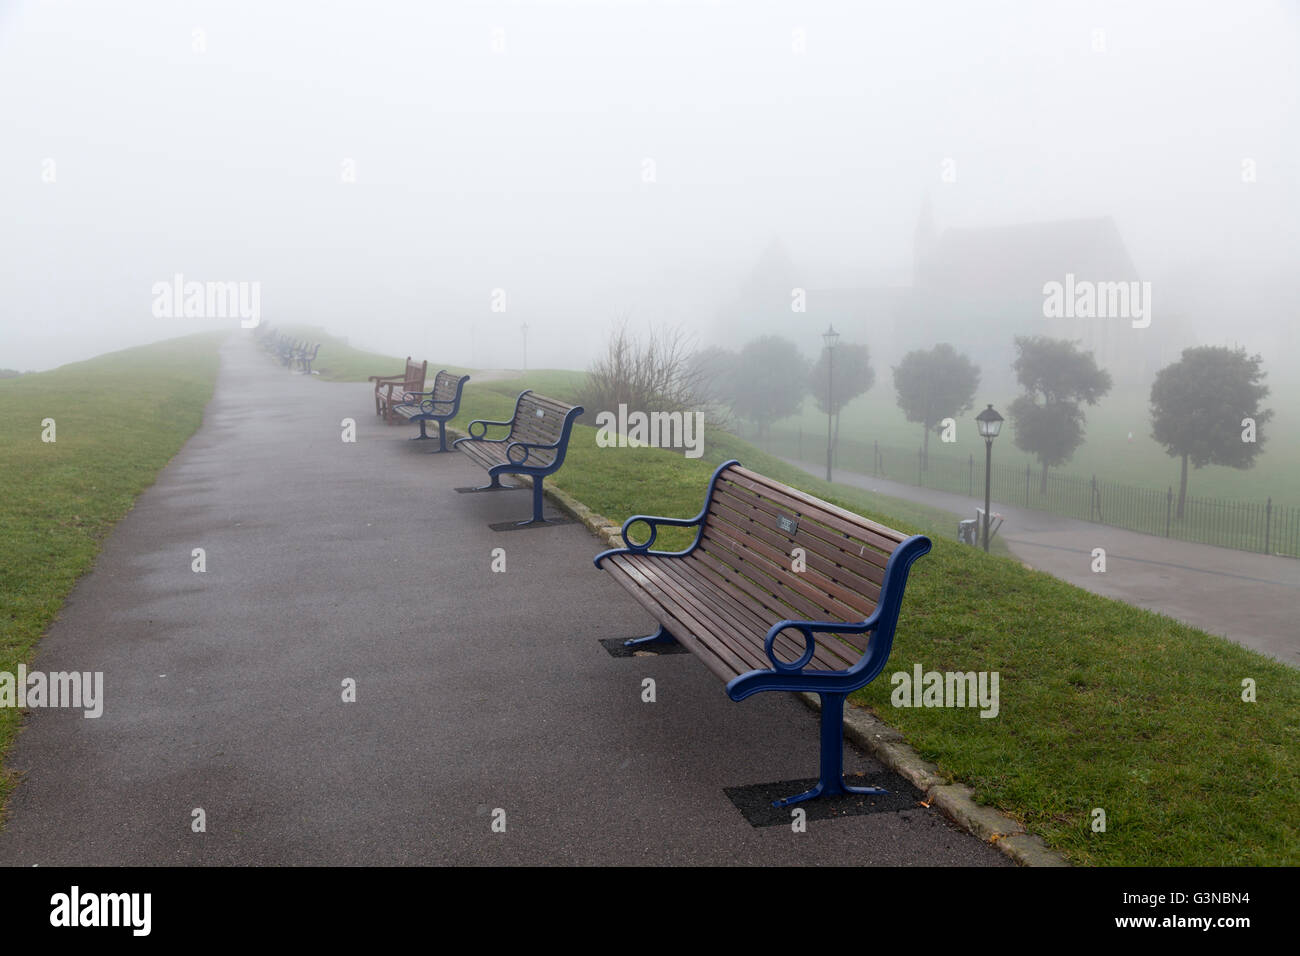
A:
[822,324,840,482]
[975,404,1004,553]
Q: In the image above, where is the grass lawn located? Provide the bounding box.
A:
[311,326,1299,866]
[775,381,1299,508]
[0,333,225,811]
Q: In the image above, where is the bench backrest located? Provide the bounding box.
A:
[507,391,582,468]
[403,358,427,393]
[690,463,912,658]
[431,370,467,405]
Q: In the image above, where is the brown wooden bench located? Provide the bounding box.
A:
[453,390,584,526]
[390,370,471,451]
[369,357,427,424]
[594,460,931,808]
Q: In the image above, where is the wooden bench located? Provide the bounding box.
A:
[369,357,427,424]
[453,390,584,526]
[391,370,471,451]
[594,460,931,807]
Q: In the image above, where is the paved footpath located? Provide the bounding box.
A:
[0,337,1007,866]
[783,460,1299,668]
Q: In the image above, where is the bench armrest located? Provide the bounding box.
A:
[621,512,703,551]
[592,512,707,566]
[763,617,877,674]
[369,373,407,383]
[593,458,742,567]
[501,437,569,466]
[465,417,515,440]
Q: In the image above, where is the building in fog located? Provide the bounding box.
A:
[719,204,1191,390]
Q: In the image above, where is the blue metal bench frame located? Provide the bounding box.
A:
[297,343,319,374]
[453,390,584,526]
[393,371,470,452]
[594,459,932,808]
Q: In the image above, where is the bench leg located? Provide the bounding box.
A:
[623,624,677,648]
[514,476,548,526]
[772,691,888,808]
[410,420,451,452]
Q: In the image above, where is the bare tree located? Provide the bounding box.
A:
[578,319,715,423]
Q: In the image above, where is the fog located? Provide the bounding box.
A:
[2,0,1297,378]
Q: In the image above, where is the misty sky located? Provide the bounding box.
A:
[2,0,1297,372]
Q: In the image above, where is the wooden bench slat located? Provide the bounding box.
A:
[667,557,863,669]
[709,480,896,574]
[697,516,873,624]
[606,555,761,680]
[725,468,908,548]
[712,478,898,573]
[616,557,776,674]
[685,545,865,662]
[702,506,882,625]
[629,553,857,672]
[690,546,866,664]
[707,492,887,594]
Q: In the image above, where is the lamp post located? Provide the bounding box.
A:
[975,404,1004,553]
[521,322,528,372]
[822,324,840,482]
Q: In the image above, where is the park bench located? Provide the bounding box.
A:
[276,337,300,367]
[593,460,931,807]
[296,343,320,375]
[370,357,427,423]
[453,390,583,526]
[391,369,471,451]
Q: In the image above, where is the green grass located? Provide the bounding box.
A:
[777,381,1299,507]
[0,333,225,810]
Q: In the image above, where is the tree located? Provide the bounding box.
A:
[686,346,740,412]
[1149,346,1272,518]
[891,343,980,469]
[1008,336,1111,492]
[729,335,809,440]
[809,342,874,455]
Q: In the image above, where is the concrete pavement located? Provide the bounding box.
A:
[0,336,1008,866]
[786,460,1300,667]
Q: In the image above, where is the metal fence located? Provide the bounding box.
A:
[769,428,1300,559]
